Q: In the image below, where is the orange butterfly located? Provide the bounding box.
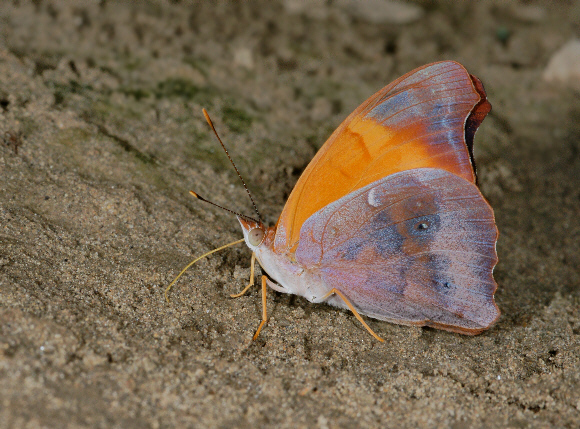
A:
[169,61,499,342]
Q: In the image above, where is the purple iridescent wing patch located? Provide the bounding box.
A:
[295,168,499,334]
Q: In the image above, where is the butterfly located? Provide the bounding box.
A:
[169,61,500,342]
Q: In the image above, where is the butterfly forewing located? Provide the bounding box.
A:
[275,61,491,253]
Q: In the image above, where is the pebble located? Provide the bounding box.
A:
[283,0,424,24]
[233,47,254,70]
[335,0,424,24]
[510,4,547,23]
[282,0,329,19]
[543,39,580,90]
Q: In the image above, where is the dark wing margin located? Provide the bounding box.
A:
[464,74,492,178]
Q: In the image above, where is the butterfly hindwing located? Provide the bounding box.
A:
[295,168,499,334]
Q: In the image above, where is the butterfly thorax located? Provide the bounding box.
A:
[237,216,332,303]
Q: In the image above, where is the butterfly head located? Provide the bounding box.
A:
[237,216,267,249]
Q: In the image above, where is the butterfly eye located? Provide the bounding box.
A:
[248,228,265,246]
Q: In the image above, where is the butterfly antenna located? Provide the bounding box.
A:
[190,191,260,224]
[202,108,263,224]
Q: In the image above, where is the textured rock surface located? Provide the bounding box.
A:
[1,2,579,428]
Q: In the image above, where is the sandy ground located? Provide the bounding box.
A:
[1,1,579,428]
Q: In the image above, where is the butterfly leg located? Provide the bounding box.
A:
[319,288,385,342]
[230,252,256,298]
[252,276,269,340]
